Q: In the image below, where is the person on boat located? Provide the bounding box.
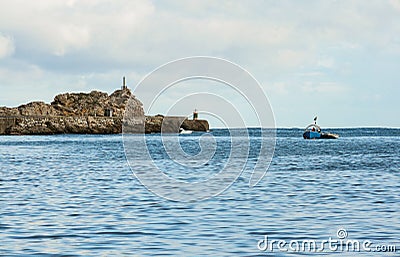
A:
[312,127,315,132]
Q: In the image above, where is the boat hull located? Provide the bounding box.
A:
[303,131,321,139]
[320,132,339,139]
[303,131,339,139]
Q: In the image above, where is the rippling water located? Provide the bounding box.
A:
[1,128,399,256]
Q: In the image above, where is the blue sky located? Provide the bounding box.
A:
[0,0,399,128]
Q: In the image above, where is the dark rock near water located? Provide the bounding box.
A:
[0,89,209,135]
[143,115,209,134]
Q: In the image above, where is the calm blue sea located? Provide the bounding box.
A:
[1,128,399,256]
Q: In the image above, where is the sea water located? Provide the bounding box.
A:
[1,128,399,256]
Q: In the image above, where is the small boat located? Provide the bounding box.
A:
[179,128,193,135]
[303,117,339,139]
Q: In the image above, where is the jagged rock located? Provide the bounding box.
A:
[144,115,209,134]
[182,119,209,132]
[0,88,209,135]
[51,90,128,117]
[0,107,20,116]
[18,102,61,116]
[122,95,145,133]
[109,89,132,117]
[0,88,142,135]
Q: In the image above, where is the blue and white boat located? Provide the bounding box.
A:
[303,117,339,139]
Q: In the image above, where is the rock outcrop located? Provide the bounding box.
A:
[51,89,133,118]
[0,88,143,135]
[0,89,138,118]
[0,88,209,135]
[0,116,123,135]
[144,115,209,134]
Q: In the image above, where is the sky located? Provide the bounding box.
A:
[0,0,399,128]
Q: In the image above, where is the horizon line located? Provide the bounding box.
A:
[208,126,400,129]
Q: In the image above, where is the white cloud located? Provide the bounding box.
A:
[389,0,400,11]
[53,25,91,56]
[0,33,15,58]
[276,49,308,69]
[301,82,348,94]
[0,1,400,126]
[295,72,325,77]
[317,56,335,69]
[1,1,398,69]
[0,0,155,57]
[270,82,289,95]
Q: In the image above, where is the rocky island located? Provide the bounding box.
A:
[0,86,209,135]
